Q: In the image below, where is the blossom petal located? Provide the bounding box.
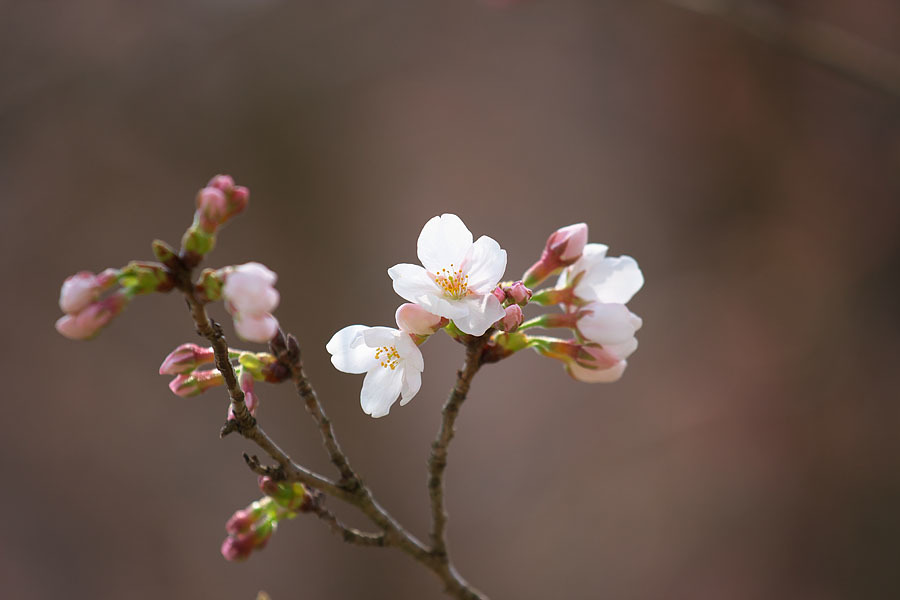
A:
[603,337,638,360]
[389,263,440,303]
[400,368,422,406]
[396,333,424,371]
[362,326,399,348]
[576,255,644,304]
[417,214,473,273]
[567,360,627,383]
[234,313,279,343]
[464,235,507,292]
[577,303,639,345]
[360,365,404,418]
[453,294,505,336]
[326,325,376,374]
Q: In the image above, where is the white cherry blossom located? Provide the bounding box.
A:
[559,243,644,304]
[388,214,507,336]
[326,325,425,418]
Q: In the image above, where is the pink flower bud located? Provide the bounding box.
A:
[196,187,228,233]
[207,174,235,194]
[496,305,524,332]
[226,186,249,218]
[491,286,506,304]
[522,223,589,288]
[507,281,532,305]
[239,369,259,414]
[221,533,255,561]
[234,313,279,344]
[167,369,224,397]
[394,303,448,336]
[547,223,588,262]
[223,263,279,315]
[59,272,102,314]
[159,343,215,375]
[225,509,256,535]
[55,293,128,340]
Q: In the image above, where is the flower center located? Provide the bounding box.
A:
[374,345,400,370]
[434,263,469,300]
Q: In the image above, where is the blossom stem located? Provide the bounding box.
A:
[428,333,489,561]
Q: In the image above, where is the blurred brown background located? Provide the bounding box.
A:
[2,1,900,598]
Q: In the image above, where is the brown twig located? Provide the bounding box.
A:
[310,505,388,547]
[660,0,900,100]
[428,334,488,558]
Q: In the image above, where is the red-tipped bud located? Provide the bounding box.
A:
[207,174,235,194]
[523,223,589,287]
[167,369,224,397]
[221,533,255,561]
[226,186,249,218]
[225,509,256,535]
[491,286,506,304]
[159,343,215,375]
[59,270,118,315]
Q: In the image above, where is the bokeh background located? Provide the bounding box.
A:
[2,1,899,598]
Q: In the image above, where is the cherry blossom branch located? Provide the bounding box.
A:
[428,333,489,559]
[309,504,388,547]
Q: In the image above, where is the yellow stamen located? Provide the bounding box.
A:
[434,263,470,300]
[374,345,400,370]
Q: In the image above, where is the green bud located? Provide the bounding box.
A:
[182,225,215,256]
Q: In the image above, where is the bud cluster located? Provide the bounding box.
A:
[221,477,312,562]
[182,175,249,263]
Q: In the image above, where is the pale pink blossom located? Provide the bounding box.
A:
[559,243,644,305]
[222,262,280,343]
[55,293,127,340]
[388,214,507,336]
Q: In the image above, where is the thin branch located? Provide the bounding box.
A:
[310,505,388,547]
[428,335,489,558]
[659,0,900,100]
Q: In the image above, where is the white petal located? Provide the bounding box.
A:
[464,236,507,292]
[569,243,609,277]
[396,333,425,371]
[567,360,627,383]
[326,325,376,374]
[360,365,404,418]
[234,313,279,343]
[576,255,644,304]
[417,214,473,273]
[362,326,399,348]
[603,337,638,360]
[453,294,505,336]
[389,263,440,303]
[416,294,471,320]
[400,369,422,406]
[577,303,638,345]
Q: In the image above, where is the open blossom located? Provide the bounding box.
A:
[559,243,644,305]
[576,302,641,356]
[388,214,507,336]
[222,262,280,343]
[326,325,424,418]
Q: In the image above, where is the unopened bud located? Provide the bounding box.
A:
[225,508,256,535]
[507,281,532,306]
[491,286,506,304]
[167,369,224,397]
[226,186,249,218]
[395,303,448,336]
[496,305,524,332]
[221,533,255,561]
[151,240,179,269]
[182,225,215,256]
[522,223,589,287]
[196,187,228,234]
[159,343,215,375]
[59,271,103,315]
[55,292,129,340]
[207,174,235,194]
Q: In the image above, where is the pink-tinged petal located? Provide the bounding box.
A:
[577,303,639,345]
[389,263,440,303]
[453,294,506,336]
[362,326,398,348]
[464,235,507,292]
[234,313,279,343]
[576,255,644,304]
[567,359,627,383]
[59,272,101,314]
[326,325,375,374]
[416,295,471,320]
[395,303,446,335]
[396,333,424,371]
[400,369,422,406]
[548,223,589,261]
[360,365,404,418]
[416,214,473,273]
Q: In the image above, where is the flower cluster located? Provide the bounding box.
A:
[221,476,312,561]
[328,214,644,418]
